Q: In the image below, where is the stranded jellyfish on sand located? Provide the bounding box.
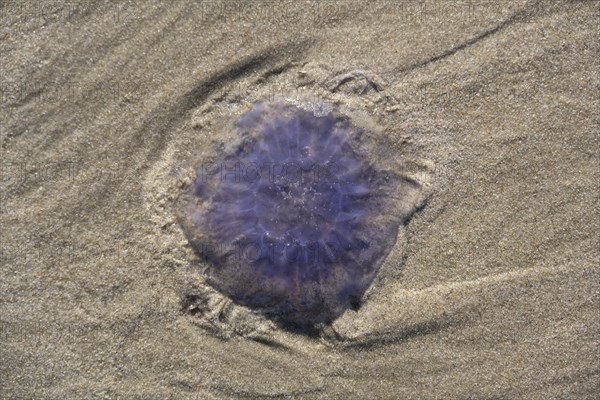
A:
[178,100,404,325]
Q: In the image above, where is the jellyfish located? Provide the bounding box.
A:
[178,100,403,325]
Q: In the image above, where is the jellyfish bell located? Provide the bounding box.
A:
[177,99,404,325]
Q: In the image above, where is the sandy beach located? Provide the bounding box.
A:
[1,1,598,399]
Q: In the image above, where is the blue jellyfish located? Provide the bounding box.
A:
[178,100,402,324]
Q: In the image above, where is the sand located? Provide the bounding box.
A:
[1,1,598,399]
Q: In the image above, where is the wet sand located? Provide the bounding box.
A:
[1,1,598,399]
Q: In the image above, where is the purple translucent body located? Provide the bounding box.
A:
[179,101,399,324]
